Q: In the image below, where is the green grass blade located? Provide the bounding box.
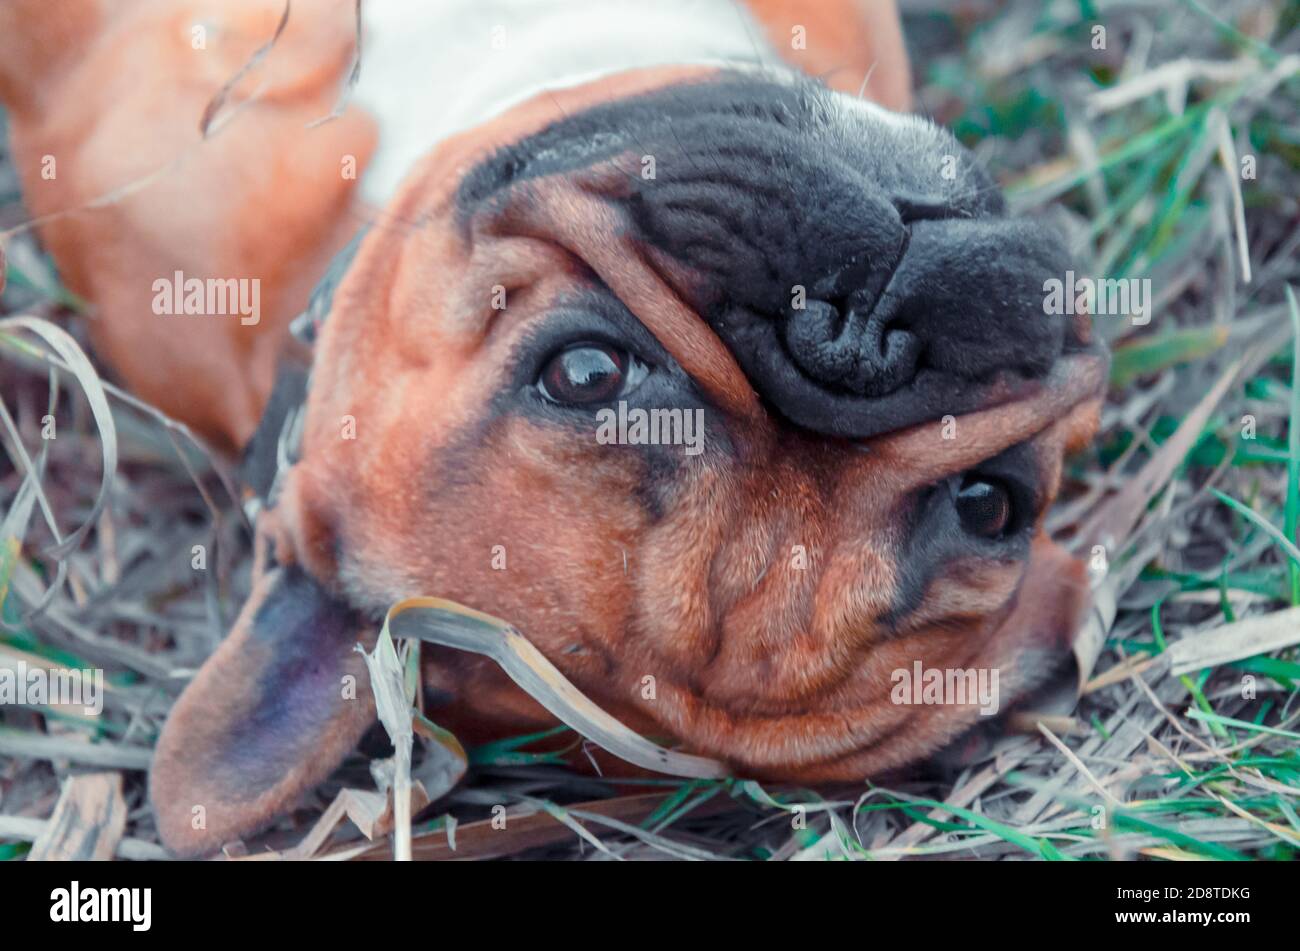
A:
[1185,709,1300,740]
[1285,286,1300,604]
[1212,489,1300,568]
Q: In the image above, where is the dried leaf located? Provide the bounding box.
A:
[29,773,127,861]
[1169,606,1300,676]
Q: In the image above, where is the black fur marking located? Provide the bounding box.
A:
[291,225,370,346]
[240,355,309,502]
[243,226,370,495]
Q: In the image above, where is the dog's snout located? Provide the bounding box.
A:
[743,210,1082,437]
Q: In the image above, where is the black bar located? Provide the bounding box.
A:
[0,859,1282,938]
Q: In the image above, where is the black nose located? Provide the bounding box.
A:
[781,216,1073,401]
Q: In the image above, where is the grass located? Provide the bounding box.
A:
[2,0,1299,860]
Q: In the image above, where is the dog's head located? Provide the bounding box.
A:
[151,66,1107,855]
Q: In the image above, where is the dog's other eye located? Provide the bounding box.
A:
[955,476,1013,539]
[537,343,646,405]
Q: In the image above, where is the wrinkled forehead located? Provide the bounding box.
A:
[441,71,1105,443]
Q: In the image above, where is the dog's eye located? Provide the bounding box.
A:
[537,343,645,405]
[955,477,1013,539]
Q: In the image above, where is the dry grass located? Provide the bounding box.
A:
[2,0,1299,860]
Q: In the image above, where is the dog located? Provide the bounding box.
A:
[0,0,1107,857]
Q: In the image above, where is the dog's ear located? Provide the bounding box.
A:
[934,532,1092,770]
[1006,534,1092,654]
[150,547,375,857]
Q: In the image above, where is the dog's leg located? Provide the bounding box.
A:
[744,0,912,109]
[0,0,112,114]
[0,0,375,451]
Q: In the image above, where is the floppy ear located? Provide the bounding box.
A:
[150,553,376,857]
[999,533,1093,694]
[935,534,1091,769]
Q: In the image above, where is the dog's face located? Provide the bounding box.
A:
[151,67,1107,855]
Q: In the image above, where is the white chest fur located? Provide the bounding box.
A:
[351,0,778,205]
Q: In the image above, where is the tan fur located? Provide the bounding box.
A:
[747,0,912,108]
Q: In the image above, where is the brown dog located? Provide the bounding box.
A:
[0,0,1106,857]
